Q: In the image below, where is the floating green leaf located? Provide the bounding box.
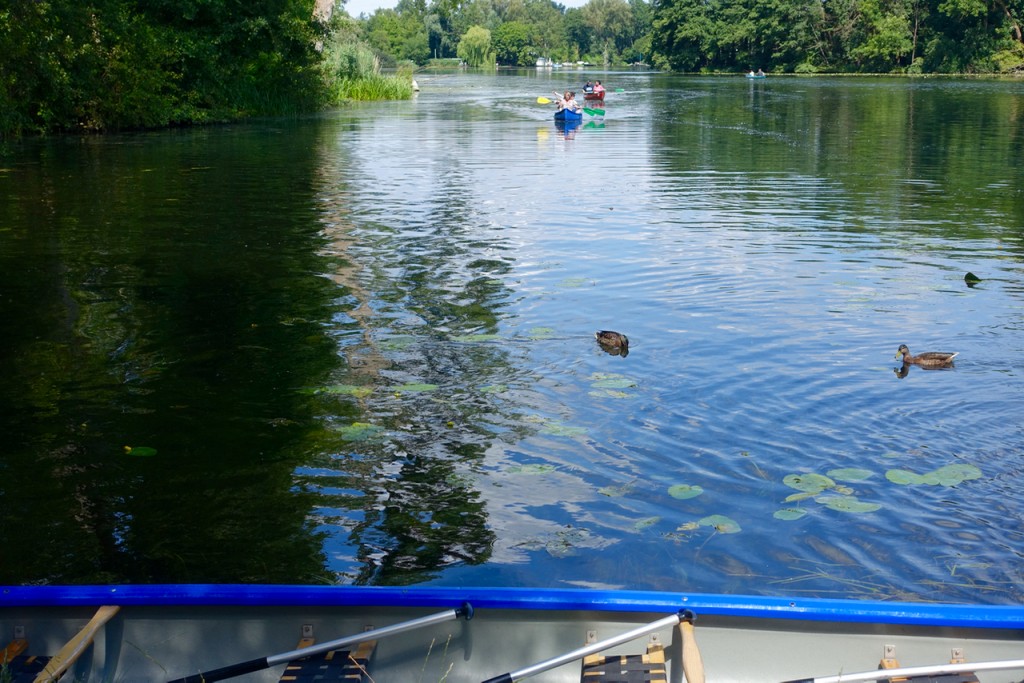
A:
[634,516,660,531]
[668,484,704,500]
[827,468,874,482]
[394,383,438,393]
[816,495,882,513]
[508,463,556,475]
[539,422,587,437]
[783,473,836,493]
[124,446,157,457]
[599,483,633,497]
[698,515,741,533]
[558,277,591,288]
[589,373,637,389]
[886,469,925,485]
[452,333,501,343]
[546,527,589,557]
[380,336,416,351]
[932,463,983,486]
[588,389,634,400]
[528,327,555,339]
[774,508,807,521]
[337,422,384,442]
[310,384,373,398]
[886,463,981,487]
[480,384,508,394]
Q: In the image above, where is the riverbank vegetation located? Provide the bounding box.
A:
[2,0,1021,135]
[0,0,410,136]
[360,0,1021,73]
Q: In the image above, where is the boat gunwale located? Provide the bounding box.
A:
[2,585,1022,631]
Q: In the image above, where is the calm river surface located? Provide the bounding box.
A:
[2,72,1023,604]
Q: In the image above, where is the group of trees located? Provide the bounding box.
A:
[358,0,651,67]
[2,0,1021,135]
[651,0,1024,72]
[358,0,1022,72]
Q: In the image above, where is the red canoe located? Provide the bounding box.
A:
[584,91,605,101]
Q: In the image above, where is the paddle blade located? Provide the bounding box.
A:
[537,96,552,104]
[583,108,605,116]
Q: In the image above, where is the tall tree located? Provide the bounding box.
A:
[492,19,533,63]
[458,24,494,64]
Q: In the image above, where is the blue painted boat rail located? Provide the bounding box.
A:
[2,585,1022,630]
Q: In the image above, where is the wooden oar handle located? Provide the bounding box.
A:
[34,605,120,683]
[679,611,706,683]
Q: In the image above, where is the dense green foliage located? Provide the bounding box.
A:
[651,0,1024,72]
[0,0,329,135]
[353,0,1022,73]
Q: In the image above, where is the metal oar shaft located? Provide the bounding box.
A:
[169,603,472,683]
[483,611,683,683]
[267,605,467,666]
[785,657,1024,683]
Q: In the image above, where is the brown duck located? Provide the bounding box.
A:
[596,330,629,357]
[895,344,957,367]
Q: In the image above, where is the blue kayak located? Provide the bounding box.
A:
[554,108,583,121]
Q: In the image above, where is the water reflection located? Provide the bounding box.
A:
[555,119,582,139]
[2,74,1024,603]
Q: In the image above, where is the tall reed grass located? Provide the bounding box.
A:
[323,36,414,102]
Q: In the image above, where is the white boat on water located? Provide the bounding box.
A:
[2,584,1023,682]
[536,58,553,68]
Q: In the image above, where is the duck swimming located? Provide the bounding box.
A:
[895,344,958,366]
[596,331,629,357]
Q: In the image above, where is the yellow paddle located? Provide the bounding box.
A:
[537,96,552,104]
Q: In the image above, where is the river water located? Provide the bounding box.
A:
[1,72,1023,604]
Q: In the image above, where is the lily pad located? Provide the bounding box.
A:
[886,463,982,487]
[508,463,557,475]
[932,463,983,486]
[528,327,555,339]
[588,389,634,399]
[816,495,882,513]
[599,483,633,497]
[886,469,926,485]
[773,507,808,521]
[589,373,637,389]
[827,468,874,482]
[668,484,704,500]
[394,383,438,393]
[337,422,384,442]
[124,446,157,457]
[310,384,373,398]
[452,333,501,343]
[634,516,661,531]
[698,514,742,534]
[783,473,836,493]
[539,422,588,438]
[380,336,416,351]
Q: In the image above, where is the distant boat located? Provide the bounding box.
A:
[746,71,767,79]
[536,57,553,68]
